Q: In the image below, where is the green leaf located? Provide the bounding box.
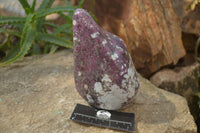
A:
[36,18,45,32]
[195,37,200,62]
[20,14,34,47]
[62,28,73,35]
[31,0,37,13]
[49,23,70,54]
[18,0,31,15]
[32,42,41,55]
[36,0,54,31]
[43,43,50,54]
[10,23,24,30]
[198,102,200,110]
[0,36,9,50]
[35,6,76,19]
[1,43,20,62]
[50,45,58,54]
[78,0,85,8]
[54,24,71,34]
[64,0,72,6]
[0,29,21,37]
[198,101,200,106]
[198,92,200,98]
[44,22,58,28]
[58,12,72,23]
[36,32,73,48]
[37,0,54,11]
[0,17,26,24]
[44,22,72,34]
[0,26,36,66]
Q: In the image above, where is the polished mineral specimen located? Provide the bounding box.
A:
[73,9,139,110]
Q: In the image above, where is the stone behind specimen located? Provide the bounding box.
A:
[73,9,139,110]
[81,0,186,77]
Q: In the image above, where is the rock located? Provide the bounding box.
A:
[182,32,199,52]
[80,0,186,77]
[171,0,194,20]
[181,4,200,36]
[73,9,139,110]
[150,61,200,98]
[150,61,200,124]
[0,50,197,133]
[172,0,200,36]
[172,0,199,53]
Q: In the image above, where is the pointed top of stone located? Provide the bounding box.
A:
[73,8,102,47]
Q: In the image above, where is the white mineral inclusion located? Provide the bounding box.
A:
[74,10,81,15]
[73,20,77,26]
[78,71,82,76]
[91,32,100,38]
[98,84,135,110]
[120,38,124,42]
[111,53,118,60]
[94,82,104,95]
[122,58,136,89]
[120,70,126,76]
[112,34,118,38]
[73,37,78,41]
[86,94,94,103]
[97,58,137,110]
[84,84,88,89]
[116,45,123,51]
[102,39,107,45]
[102,74,112,82]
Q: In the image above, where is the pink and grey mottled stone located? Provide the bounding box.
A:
[73,8,139,110]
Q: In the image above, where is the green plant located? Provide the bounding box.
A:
[0,0,85,66]
[187,0,200,10]
[195,37,200,62]
[195,38,200,116]
[198,90,200,113]
[198,74,200,117]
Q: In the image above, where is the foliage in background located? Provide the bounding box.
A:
[196,37,200,116]
[189,0,200,117]
[195,37,200,62]
[187,0,200,10]
[198,91,200,115]
[0,0,85,66]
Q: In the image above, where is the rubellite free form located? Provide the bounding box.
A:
[73,9,139,110]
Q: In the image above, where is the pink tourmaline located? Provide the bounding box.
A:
[73,8,139,110]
